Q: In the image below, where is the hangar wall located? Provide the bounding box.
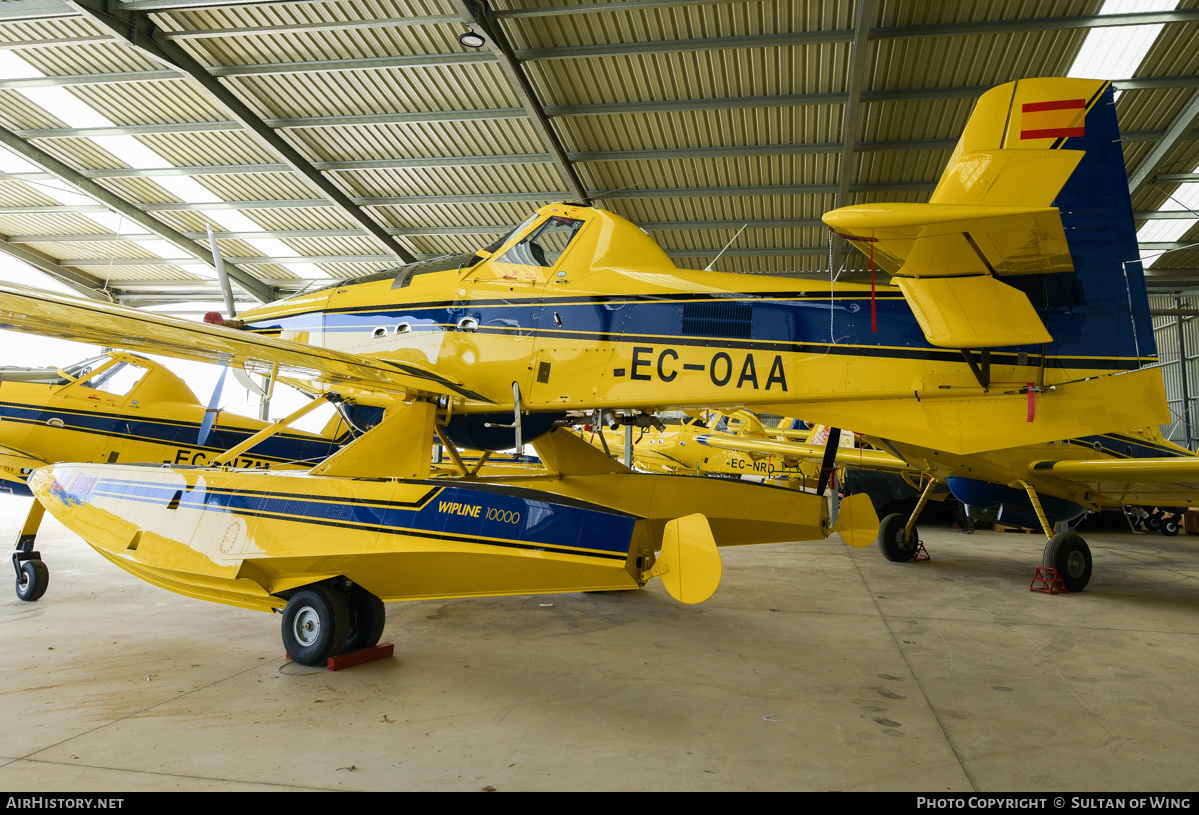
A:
[1150,295,1199,451]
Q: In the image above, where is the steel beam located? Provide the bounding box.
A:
[0,123,274,302]
[161,15,460,40]
[65,0,418,264]
[450,0,587,205]
[1128,90,1199,198]
[837,0,874,213]
[0,233,110,300]
[0,181,936,215]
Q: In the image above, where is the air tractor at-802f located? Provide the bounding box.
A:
[0,77,1169,665]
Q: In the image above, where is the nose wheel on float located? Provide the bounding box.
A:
[12,500,47,602]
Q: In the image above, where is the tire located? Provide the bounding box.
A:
[1163,519,1180,536]
[1042,531,1092,593]
[15,559,48,602]
[282,585,349,666]
[343,584,386,654]
[877,512,919,562]
[1146,514,1162,531]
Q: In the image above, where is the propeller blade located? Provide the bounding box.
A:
[198,365,228,447]
[207,224,236,319]
[815,426,842,496]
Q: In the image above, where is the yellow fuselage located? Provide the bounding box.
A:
[0,353,346,494]
[233,205,1158,456]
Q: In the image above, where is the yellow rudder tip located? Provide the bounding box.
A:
[831,493,880,548]
[655,513,722,604]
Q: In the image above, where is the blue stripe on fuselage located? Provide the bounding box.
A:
[244,292,1150,371]
[72,477,635,560]
[0,401,344,465]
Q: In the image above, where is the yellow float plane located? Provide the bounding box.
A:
[0,76,1173,663]
[696,424,1199,592]
[1,350,367,599]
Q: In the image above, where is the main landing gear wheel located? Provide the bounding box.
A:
[282,585,349,666]
[343,584,386,653]
[15,559,48,602]
[1042,531,1092,593]
[1162,517,1181,536]
[877,513,920,562]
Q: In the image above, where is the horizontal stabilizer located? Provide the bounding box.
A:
[895,275,1053,348]
[824,203,1074,278]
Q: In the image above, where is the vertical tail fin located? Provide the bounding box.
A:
[825,77,1156,370]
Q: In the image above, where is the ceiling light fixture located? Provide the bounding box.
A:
[458,28,486,48]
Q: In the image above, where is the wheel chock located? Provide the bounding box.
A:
[285,643,395,670]
[327,643,394,671]
[913,541,930,562]
[1030,566,1069,594]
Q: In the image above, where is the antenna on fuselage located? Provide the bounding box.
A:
[704,224,748,272]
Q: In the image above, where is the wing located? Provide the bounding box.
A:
[1029,457,1199,507]
[0,283,493,403]
[694,433,914,473]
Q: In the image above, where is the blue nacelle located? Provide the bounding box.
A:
[946,477,1087,530]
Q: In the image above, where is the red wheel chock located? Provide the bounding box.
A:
[285,642,395,671]
[1030,567,1069,594]
[913,541,930,562]
[327,643,394,671]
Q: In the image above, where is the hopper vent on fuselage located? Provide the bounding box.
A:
[681,302,753,339]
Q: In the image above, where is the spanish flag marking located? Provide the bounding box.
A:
[1020,98,1086,140]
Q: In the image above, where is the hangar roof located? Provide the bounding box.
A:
[1,0,1198,312]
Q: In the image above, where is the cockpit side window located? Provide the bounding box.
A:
[495,216,585,268]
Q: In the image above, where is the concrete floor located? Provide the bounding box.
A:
[1,496,1197,792]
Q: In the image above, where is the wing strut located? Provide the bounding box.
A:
[960,348,991,388]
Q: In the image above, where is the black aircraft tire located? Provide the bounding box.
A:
[1146,514,1162,531]
[1163,519,1181,536]
[877,513,919,562]
[343,584,386,654]
[282,585,349,666]
[1042,531,1092,593]
[15,559,48,602]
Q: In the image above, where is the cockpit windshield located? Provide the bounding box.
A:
[80,361,146,396]
[495,216,585,268]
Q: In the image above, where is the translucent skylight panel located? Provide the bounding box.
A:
[0,52,332,284]
[1068,0,1180,82]
[1138,178,1199,266]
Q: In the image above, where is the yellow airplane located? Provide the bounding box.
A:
[582,411,812,480]
[2,350,367,599]
[0,76,1171,663]
[695,423,1199,592]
